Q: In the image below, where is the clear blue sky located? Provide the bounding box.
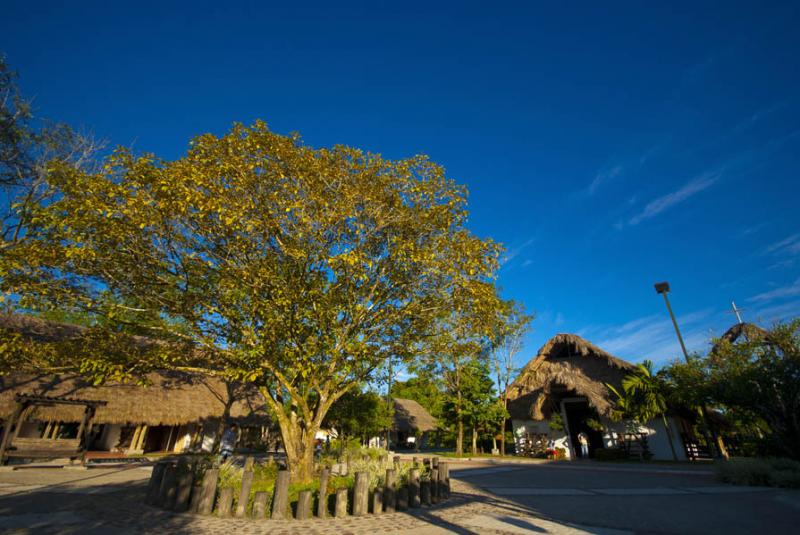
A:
[3,1,799,369]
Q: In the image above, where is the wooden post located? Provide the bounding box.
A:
[137,425,149,451]
[217,487,234,517]
[384,468,396,513]
[158,464,178,509]
[372,488,383,515]
[235,470,254,518]
[145,462,167,505]
[437,462,450,500]
[271,470,290,520]
[334,488,348,517]
[393,455,400,469]
[420,479,431,506]
[198,468,219,515]
[129,425,142,452]
[252,491,268,519]
[189,484,203,513]
[317,467,330,518]
[173,468,194,512]
[296,490,312,520]
[397,486,409,511]
[353,471,369,516]
[243,455,255,472]
[413,456,419,467]
[41,421,52,439]
[409,468,420,508]
[430,463,439,504]
[431,457,438,470]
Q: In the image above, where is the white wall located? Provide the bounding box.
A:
[97,424,123,451]
[513,416,686,461]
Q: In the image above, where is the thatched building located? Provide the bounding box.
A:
[507,333,690,461]
[0,314,271,455]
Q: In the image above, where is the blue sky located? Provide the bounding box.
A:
[3,1,799,369]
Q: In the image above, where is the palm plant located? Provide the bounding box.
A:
[608,360,678,461]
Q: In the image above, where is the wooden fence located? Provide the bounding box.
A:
[145,456,451,520]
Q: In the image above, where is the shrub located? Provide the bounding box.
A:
[715,457,800,488]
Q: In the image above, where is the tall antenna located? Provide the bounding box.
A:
[730,301,745,325]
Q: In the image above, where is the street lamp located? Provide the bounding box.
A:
[654,281,690,363]
[654,281,726,459]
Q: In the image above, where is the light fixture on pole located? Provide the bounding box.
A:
[654,281,689,363]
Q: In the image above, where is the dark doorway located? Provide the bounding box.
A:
[143,425,179,453]
[563,400,603,459]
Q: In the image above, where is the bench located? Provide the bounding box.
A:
[3,437,83,461]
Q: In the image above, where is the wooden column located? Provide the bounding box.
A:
[353,471,369,516]
[252,491,268,519]
[235,470,254,518]
[296,490,312,519]
[137,425,149,451]
[0,403,24,464]
[317,467,330,518]
[129,425,142,453]
[271,470,290,519]
[334,488,348,517]
[384,468,396,513]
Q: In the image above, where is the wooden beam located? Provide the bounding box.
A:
[0,402,25,464]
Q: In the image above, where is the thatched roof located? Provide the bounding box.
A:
[710,322,768,354]
[0,371,270,426]
[392,397,437,432]
[506,333,636,421]
[0,313,269,427]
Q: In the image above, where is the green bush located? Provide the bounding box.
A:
[715,457,800,488]
[594,448,629,461]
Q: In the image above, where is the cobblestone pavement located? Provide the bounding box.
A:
[0,465,625,534]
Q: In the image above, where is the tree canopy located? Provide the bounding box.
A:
[0,121,501,479]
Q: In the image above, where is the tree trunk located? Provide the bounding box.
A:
[661,415,679,461]
[280,422,318,483]
[456,418,463,456]
[471,427,477,455]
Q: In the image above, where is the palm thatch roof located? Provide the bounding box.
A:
[0,313,269,426]
[392,397,437,432]
[506,333,636,421]
[0,371,270,426]
[710,322,768,354]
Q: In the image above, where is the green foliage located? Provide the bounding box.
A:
[715,457,800,488]
[547,411,565,432]
[663,319,800,459]
[325,389,392,443]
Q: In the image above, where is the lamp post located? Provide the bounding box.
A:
[654,282,689,363]
[653,281,727,460]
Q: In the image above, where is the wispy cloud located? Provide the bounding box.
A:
[580,308,717,365]
[764,233,800,257]
[749,299,800,325]
[626,171,720,227]
[522,259,534,267]
[748,278,800,303]
[587,165,623,196]
[500,237,535,266]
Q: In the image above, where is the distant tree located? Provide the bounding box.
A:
[0,121,500,481]
[0,57,103,245]
[324,389,392,445]
[490,299,532,455]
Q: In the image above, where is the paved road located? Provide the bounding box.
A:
[0,461,797,534]
[451,461,800,534]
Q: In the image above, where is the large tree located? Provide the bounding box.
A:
[0,121,500,480]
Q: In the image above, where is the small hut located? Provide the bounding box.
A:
[0,314,271,455]
[390,398,437,450]
[506,333,689,460]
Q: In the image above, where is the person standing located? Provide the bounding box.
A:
[219,423,239,464]
[577,431,589,458]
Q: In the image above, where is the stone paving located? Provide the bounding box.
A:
[0,465,621,534]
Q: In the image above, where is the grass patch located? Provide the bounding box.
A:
[715,457,800,488]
